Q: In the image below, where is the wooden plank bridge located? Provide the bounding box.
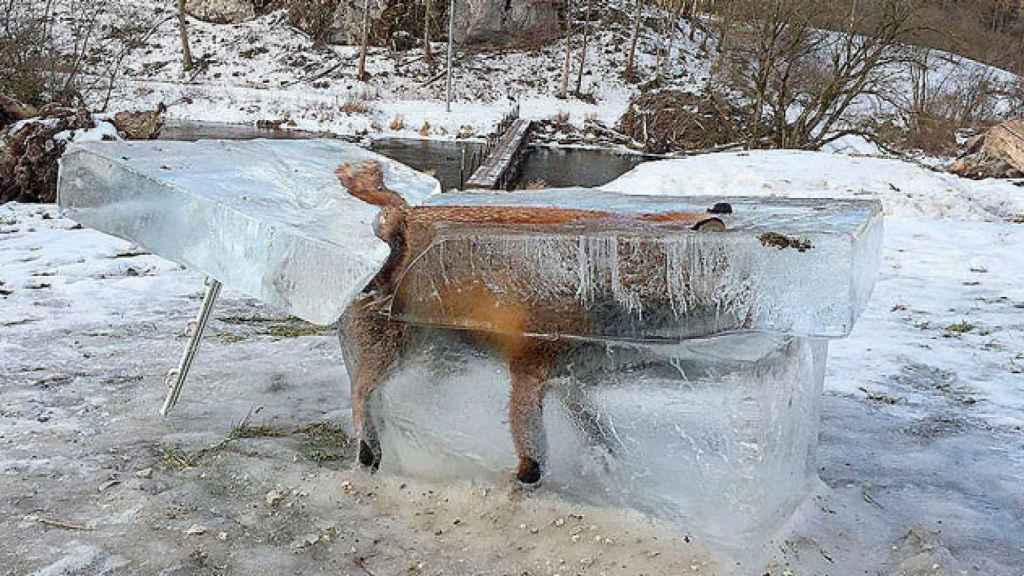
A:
[463,106,533,190]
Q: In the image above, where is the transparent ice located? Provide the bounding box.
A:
[57,139,440,324]
[367,190,881,570]
[373,330,828,567]
[401,189,883,339]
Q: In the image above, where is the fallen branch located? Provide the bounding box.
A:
[36,517,95,531]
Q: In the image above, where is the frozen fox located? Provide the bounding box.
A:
[336,161,725,484]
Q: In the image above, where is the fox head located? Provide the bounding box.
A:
[336,161,408,209]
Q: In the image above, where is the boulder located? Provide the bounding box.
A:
[186,0,257,23]
[452,0,560,46]
[0,95,38,131]
[950,119,1024,179]
[302,0,559,48]
[112,104,167,140]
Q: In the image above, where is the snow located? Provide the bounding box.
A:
[604,150,1024,221]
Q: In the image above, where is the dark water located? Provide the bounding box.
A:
[369,139,650,190]
[159,122,650,190]
[160,121,336,141]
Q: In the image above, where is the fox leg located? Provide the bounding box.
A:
[507,341,561,484]
[339,295,405,472]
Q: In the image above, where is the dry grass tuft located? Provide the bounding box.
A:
[340,95,373,115]
[389,114,405,131]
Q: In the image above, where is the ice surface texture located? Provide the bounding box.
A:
[57,139,440,324]
[397,190,883,340]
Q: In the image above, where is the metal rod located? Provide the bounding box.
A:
[160,277,222,416]
[446,0,455,112]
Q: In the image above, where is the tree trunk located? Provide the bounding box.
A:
[424,0,434,70]
[689,0,698,42]
[357,0,371,81]
[574,0,592,95]
[559,0,574,99]
[662,1,683,80]
[177,0,193,71]
[625,0,643,82]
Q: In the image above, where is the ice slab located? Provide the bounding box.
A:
[393,189,883,340]
[371,328,828,567]
[57,139,440,325]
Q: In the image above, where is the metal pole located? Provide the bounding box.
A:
[161,276,222,415]
[460,146,466,188]
[446,0,455,112]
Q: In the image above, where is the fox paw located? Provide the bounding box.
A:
[358,440,381,472]
[516,458,542,485]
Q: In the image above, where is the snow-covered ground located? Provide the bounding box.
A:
[2,150,1023,574]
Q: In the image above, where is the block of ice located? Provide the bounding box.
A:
[370,327,827,568]
[393,189,882,340]
[57,139,440,324]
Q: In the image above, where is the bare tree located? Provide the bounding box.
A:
[716,0,920,149]
[574,0,592,95]
[423,0,434,70]
[357,0,371,81]
[660,0,686,81]
[624,0,643,82]
[688,0,699,42]
[176,0,193,71]
[559,0,574,99]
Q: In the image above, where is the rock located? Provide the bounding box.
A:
[111,104,166,140]
[186,0,256,23]
[0,95,38,131]
[134,467,153,479]
[287,0,348,44]
[183,524,207,535]
[950,119,1024,179]
[265,489,285,506]
[453,0,560,46]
